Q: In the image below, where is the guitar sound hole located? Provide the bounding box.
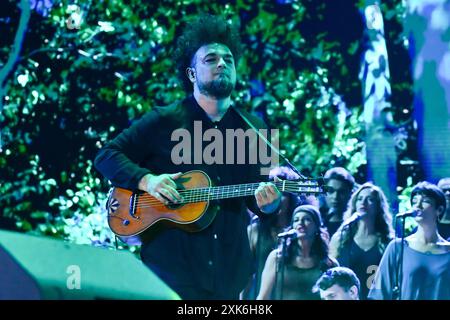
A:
[167,202,183,210]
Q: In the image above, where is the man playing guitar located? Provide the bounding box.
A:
[95,14,282,300]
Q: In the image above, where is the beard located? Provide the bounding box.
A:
[197,76,235,99]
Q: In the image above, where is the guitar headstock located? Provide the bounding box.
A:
[278,177,327,195]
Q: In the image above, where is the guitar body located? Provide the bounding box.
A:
[107,170,217,237]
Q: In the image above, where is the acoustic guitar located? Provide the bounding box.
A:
[106,170,323,238]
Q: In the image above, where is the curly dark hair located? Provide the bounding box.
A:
[173,14,243,92]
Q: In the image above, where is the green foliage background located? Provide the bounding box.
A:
[0,0,411,247]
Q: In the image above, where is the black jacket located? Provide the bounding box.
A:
[94,95,272,298]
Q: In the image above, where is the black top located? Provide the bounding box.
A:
[94,96,271,299]
[319,203,343,239]
[438,222,450,241]
[338,239,383,300]
[324,220,342,239]
[338,240,383,300]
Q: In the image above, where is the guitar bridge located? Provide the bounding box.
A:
[128,193,140,220]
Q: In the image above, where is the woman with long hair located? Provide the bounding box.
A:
[244,167,303,299]
[329,182,394,299]
[257,205,337,300]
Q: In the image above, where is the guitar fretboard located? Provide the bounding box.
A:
[176,180,322,204]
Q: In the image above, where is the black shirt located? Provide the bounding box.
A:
[438,222,450,241]
[94,96,271,299]
[339,240,383,300]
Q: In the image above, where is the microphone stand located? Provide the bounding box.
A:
[274,235,288,300]
[393,215,406,300]
[235,107,307,301]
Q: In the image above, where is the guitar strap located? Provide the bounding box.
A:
[232,106,306,179]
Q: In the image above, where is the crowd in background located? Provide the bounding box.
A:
[244,166,450,300]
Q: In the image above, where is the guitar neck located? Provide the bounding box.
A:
[178,180,322,204]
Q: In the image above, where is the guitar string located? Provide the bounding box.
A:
[132,182,321,206]
[132,182,319,204]
[135,189,322,206]
[128,183,322,208]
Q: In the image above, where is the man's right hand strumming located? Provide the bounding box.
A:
[138,172,183,205]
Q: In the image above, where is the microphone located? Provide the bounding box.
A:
[277,229,298,239]
[396,210,417,218]
[327,207,338,218]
